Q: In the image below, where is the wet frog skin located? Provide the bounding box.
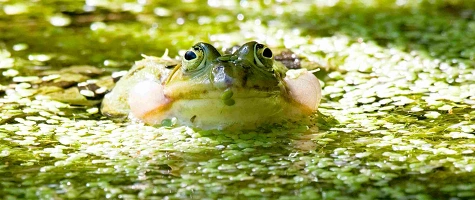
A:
[101,41,322,129]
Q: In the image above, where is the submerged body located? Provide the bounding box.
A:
[101,42,322,129]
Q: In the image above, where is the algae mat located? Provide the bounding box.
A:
[1,0,475,199]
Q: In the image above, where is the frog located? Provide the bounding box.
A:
[101,41,322,130]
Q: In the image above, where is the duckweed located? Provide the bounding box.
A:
[1,0,475,199]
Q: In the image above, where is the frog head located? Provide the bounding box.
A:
[111,41,321,129]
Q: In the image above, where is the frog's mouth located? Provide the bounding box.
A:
[128,69,322,126]
[162,72,284,100]
[129,79,310,129]
[128,79,286,120]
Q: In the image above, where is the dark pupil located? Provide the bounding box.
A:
[184,51,197,60]
[262,48,273,58]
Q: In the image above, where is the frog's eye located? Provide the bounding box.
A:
[254,43,273,68]
[182,45,205,71]
[262,48,273,58]
[184,50,197,60]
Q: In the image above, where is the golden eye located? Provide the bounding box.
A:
[262,48,273,58]
[253,43,274,69]
[182,45,205,71]
[184,50,197,60]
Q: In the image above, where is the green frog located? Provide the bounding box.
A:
[101,41,322,129]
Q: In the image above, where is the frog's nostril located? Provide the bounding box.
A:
[212,65,234,89]
[212,66,224,73]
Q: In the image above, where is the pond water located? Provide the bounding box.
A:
[1,0,475,199]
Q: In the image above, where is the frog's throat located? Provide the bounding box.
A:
[129,77,318,128]
[139,95,313,129]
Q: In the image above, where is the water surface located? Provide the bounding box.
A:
[1,0,475,199]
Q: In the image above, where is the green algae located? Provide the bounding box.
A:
[1,0,475,199]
